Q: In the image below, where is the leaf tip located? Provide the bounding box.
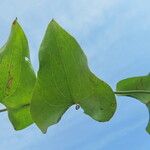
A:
[49,18,58,25]
[51,18,55,22]
[13,17,18,25]
[38,126,47,134]
[41,129,47,134]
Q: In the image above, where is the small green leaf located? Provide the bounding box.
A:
[0,19,36,130]
[116,76,150,134]
[31,19,116,133]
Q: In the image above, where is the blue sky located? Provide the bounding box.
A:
[0,0,150,149]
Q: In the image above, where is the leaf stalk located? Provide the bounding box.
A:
[0,90,150,113]
[114,90,150,95]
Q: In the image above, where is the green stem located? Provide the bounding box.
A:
[0,103,30,113]
[0,108,7,113]
[0,90,150,113]
[114,90,150,95]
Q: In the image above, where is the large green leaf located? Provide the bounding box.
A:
[0,19,36,130]
[116,76,150,133]
[31,19,116,133]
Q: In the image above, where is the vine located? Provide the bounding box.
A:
[0,19,150,135]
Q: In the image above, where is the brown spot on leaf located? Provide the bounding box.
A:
[7,77,13,89]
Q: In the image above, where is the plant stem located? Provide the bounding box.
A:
[114,90,150,95]
[0,108,7,113]
[0,103,30,113]
[0,90,149,113]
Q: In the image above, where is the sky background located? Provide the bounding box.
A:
[0,0,150,149]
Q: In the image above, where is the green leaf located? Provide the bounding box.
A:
[116,76,150,134]
[31,19,116,133]
[0,19,36,130]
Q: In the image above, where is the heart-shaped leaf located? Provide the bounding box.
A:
[116,76,150,133]
[0,19,36,130]
[31,19,116,133]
